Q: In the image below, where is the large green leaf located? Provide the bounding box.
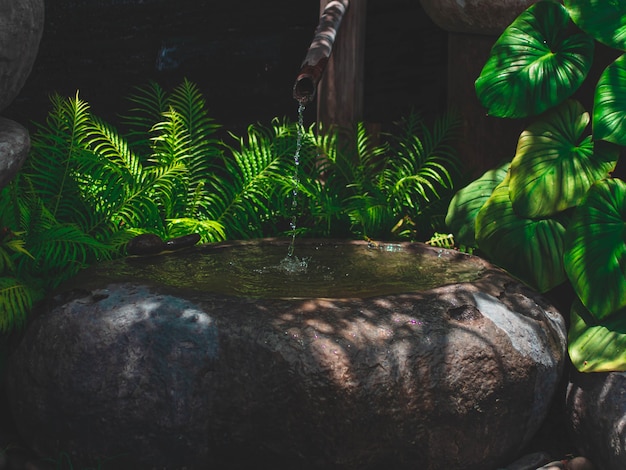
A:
[569,298,626,372]
[476,177,567,292]
[564,178,626,319]
[510,100,618,218]
[445,161,510,246]
[593,54,626,145]
[564,0,626,50]
[475,1,594,118]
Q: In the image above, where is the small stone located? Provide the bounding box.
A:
[164,233,201,250]
[126,233,165,255]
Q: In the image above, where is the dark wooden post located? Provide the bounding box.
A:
[447,33,527,176]
[316,0,367,135]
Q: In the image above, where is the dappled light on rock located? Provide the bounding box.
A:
[6,239,567,469]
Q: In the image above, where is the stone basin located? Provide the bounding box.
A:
[6,238,566,469]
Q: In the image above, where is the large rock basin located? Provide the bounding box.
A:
[6,239,566,469]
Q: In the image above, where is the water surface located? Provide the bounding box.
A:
[117,239,485,299]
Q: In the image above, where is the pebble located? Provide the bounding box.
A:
[126,232,200,255]
[126,233,165,255]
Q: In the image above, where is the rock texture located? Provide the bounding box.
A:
[6,241,567,470]
[567,370,626,470]
[0,0,44,112]
[0,117,30,190]
[0,0,43,190]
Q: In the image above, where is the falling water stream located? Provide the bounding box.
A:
[279,102,309,274]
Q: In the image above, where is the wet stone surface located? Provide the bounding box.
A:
[6,240,567,469]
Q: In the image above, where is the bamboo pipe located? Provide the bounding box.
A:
[293,0,350,103]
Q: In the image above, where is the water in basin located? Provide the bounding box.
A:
[116,239,485,299]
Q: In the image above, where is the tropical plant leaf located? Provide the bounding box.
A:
[166,79,221,148]
[26,93,94,224]
[167,217,225,243]
[564,178,626,319]
[475,1,594,118]
[425,232,456,250]
[0,277,32,333]
[387,112,460,215]
[476,177,567,292]
[564,0,626,50]
[211,121,299,239]
[569,298,626,372]
[122,81,169,155]
[445,161,510,247]
[22,223,109,284]
[593,54,626,145]
[509,100,618,218]
[338,113,461,240]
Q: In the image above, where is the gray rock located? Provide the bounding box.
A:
[567,370,626,470]
[6,240,567,470]
[0,117,30,190]
[0,0,44,112]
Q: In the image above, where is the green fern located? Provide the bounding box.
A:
[0,82,463,333]
[0,209,37,333]
[212,120,300,239]
[0,277,32,332]
[124,80,224,238]
[384,112,461,239]
[26,93,94,225]
[0,82,227,330]
[300,111,462,241]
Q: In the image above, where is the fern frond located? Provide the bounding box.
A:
[1,235,34,266]
[25,93,94,223]
[209,122,297,239]
[88,116,143,176]
[426,232,456,249]
[20,223,109,281]
[122,81,169,151]
[0,277,32,332]
[0,245,14,274]
[167,79,221,144]
[381,111,462,239]
[151,109,193,165]
[167,217,225,243]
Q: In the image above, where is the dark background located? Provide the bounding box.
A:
[4,0,448,135]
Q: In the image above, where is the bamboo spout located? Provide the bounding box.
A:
[293,0,350,103]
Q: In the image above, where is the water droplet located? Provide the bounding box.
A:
[287,102,306,258]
